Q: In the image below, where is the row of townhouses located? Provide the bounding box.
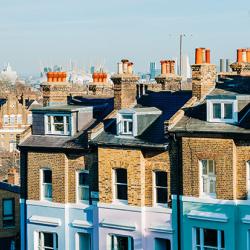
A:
[18,47,250,250]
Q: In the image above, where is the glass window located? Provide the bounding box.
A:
[110,234,134,250]
[154,238,171,250]
[46,115,70,135]
[78,233,91,250]
[213,104,221,119]
[3,199,15,227]
[194,228,224,250]
[201,160,216,197]
[115,169,128,201]
[42,169,52,201]
[38,232,58,250]
[3,115,9,125]
[10,115,15,126]
[120,114,133,135]
[224,103,233,119]
[154,171,168,205]
[77,171,89,203]
[17,115,22,124]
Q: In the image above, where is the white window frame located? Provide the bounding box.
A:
[200,160,216,198]
[113,168,128,204]
[193,227,225,250]
[75,232,91,250]
[108,234,133,250]
[247,162,250,200]
[3,115,9,125]
[207,99,237,123]
[153,171,168,207]
[117,112,137,137]
[45,115,71,136]
[40,168,52,201]
[17,114,22,124]
[37,231,58,250]
[76,170,90,204]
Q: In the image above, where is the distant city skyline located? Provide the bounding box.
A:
[0,0,250,75]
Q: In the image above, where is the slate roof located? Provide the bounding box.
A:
[0,181,20,194]
[19,96,114,150]
[92,90,192,149]
[170,77,250,137]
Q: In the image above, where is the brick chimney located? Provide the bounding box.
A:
[7,167,19,185]
[111,59,139,110]
[155,59,182,91]
[192,48,216,100]
[41,72,69,107]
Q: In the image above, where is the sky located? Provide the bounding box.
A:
[0,0,249,76]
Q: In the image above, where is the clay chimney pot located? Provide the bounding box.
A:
[195,48,203,64]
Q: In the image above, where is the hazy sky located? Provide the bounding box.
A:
[0,0,249,75]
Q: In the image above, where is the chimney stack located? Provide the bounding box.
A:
[192,48,216,100]
[7,167,19,185]
[112,59,139,110]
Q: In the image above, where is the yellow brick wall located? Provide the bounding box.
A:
[182,137,236,200]
[98,147,171,207]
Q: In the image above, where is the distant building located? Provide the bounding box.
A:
[90,66,95,74]
[150,62,156,79]
[0,64,18,84]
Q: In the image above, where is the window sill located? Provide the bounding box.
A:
[200,194,216,199]
[3,226,15,229]
[112,199,128,205]
[41,198,53,202]
[154,203,169,209]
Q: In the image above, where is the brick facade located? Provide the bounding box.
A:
[98,147,176,207]
[181,137,250,200]
[27,151,98,203]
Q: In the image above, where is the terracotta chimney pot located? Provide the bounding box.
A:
[128,62,133,74]
[237,49,243,63]
[121,59,129,74]
[195,48,203,64]
[247,49,250,63]
[242,48,247,62]
[170,60,175,74]
[47,72,53,82]
[57,72,62,82]
[205,49,211,64]
[160,60,167,74]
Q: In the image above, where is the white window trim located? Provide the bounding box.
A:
[207,99,238,123]
[76,170,90,204]
[153,171,168,208]
[113,169,128,205]
[45,114,71,136]
[117,113,137,137]
[108,234,133,250]
[199,160,216,199]
[37,231,58,250]
[40,168,52,202]
[192,227,225,250]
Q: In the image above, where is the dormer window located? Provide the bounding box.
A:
[121,114,133,135]
[45,115,70,135]
[207,99,237,123]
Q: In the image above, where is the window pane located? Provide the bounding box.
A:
[116,169,127,184]
[79,233,91,250]
[44,184,52,199]
[79,172,89,186]
[203,177,208,193]
[111,235,133,250]
[43,170,52,183]
[210,180,216,193]
[122,115,133,120]
[117,184,128,200]
[155,172,167,187]
[196,228,200,245]
[53,116,64,123]
[128,121,133,133]
[224,103,233,119]
[203,229,217,247]
[221,231,225,248]
[123,121,128,133]
[154,238,171,250]
[43,232,54,247]
[156,188,168,204]
[79,186,89,201]
[54,124,64,132]
[3,200,13,216]
[208,160,214,174]
[213,103,221,119]
[202,161,207,175]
